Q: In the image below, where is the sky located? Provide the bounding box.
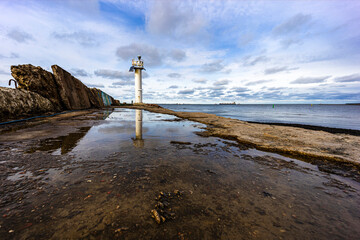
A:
[0,0,359,104]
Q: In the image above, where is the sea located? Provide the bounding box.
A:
[160,104,360,130]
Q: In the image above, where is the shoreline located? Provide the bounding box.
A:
[245,121,360,137]
[117,104,360,167]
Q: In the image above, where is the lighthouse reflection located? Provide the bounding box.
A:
[133,109,144,148]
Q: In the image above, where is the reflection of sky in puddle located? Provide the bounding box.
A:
[58,109,206,158]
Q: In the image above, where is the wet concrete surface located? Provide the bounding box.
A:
[0,109,360,239]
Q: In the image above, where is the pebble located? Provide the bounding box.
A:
[115,227,129,233]
[151,209,161,224]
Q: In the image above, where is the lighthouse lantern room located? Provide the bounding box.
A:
[129,56,145,104]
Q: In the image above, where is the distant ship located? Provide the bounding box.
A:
[219,102,236,105]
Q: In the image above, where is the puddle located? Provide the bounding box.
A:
[26,127,91,155]
[0,109,359,239]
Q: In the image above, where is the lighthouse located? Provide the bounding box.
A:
[129,56,145,104]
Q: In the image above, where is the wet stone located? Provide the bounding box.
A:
[170,141,192,145]
[151,190,183,224]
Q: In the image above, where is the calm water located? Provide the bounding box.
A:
[160,104,360,130]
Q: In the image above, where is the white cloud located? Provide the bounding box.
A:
[213,79,230,86]
[291,76,331,84]
[146,0,206,40]
[333,74,360,82]
[201,60,224,72]
[273,13,312,36]
[168,73,181,78]
[178,89,194,94]
[94,69,133,80]
[116,43,162,67]
[52,31,99,47]
[193,78,207,84]
[7,29,34,43]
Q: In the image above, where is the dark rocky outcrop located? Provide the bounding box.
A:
[51,65,92,110]
[0,87,55,120]
[2,64,118,121]
[11,64,63,111]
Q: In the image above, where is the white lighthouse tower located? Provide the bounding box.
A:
[129,56,145,104]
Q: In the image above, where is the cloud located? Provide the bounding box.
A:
[333,74,360,82]
[273,13,312,36]
[222,68,232,74]
[111,80,134,86]
[206,89,225,98]
[7,29,34,43]
[266,87,288,91]
[94,69,133,80]
[213,79,230,86]
[85,83,104,88]
[211,85,226,90]
[243,55,268,66]
[280,38,302,48]
[291,76,331,84]
[170,49,186,61]
[232,87,249,93]
[70,68,90,77]
[169,85,179,89]
[193,78,207,84]
[0,69,9,75]
[0,52,19,59]
[245,80,272,86]
[168,73,181,78]
[146,0,206,39]
[142,72,149,78]
[116,43,162,67]
[178,89,194,94]
[201,60,224,72]
[52,31,99,46]
[283,92,360,101]
[264,66,298,75]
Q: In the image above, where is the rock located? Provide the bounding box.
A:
[11,64,63,111]
[151,190,182,224]
[115,227,129,233]
[170,141,192,145]
[87,88,102,108]
[112,99,121,106]
[151,209,161,224]
[262,191,273,197]
[90,88,105,107]
[51,65,91,110]
[206,169,217,174]
[7,64,120,117]
[0,87,55,121]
